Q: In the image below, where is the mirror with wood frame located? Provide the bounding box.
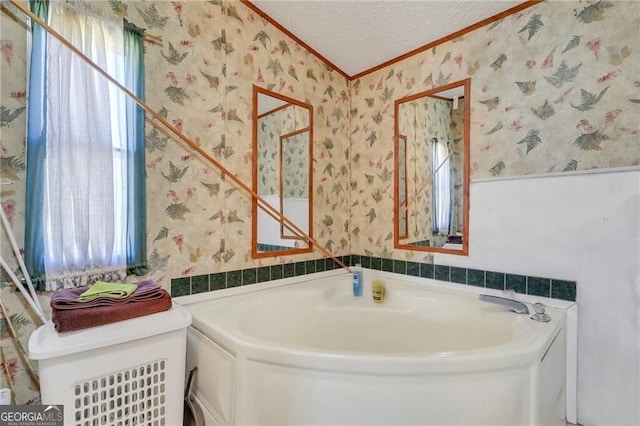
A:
[252,86,313,258]
[393,78,470,255]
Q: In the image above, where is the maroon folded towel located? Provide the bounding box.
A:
[50,280,172,332]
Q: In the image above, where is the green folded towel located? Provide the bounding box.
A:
[79,281,138,301]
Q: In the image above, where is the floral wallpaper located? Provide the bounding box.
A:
[451,102,464,233]
[134,0,350,275]
[397,133,408,239]
[281,131,309,198]
[0,3,40,405]
[1,0,639,404]
[349,0,640,261]
[257,103,309,196]
[257,110,280,196]
[1,0,350,404]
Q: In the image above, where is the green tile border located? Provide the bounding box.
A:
[485,271,505,290]
[381,258,394,273]
[370,256,382,270]
[226,270,241,288]
[420,263,434,279]
[467,269,485,287]
[406,262,420,277]
[527,276,551,298]
[506,273,527,294]
[552,279,577,301]
[242,268,257,285]
[191,274,209,294]
[210,272,226,291]
[170,277,190,297]
[393,260,407,274]
[305,260,317,274]
[283,263,295,278]
[257,266,270,283]
[434,265,450,281]
[450,266,466,284]
[171,255,577,302]
[271,264,283,280]
[294,261,306,276]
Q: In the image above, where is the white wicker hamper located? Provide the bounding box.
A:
[29,302,192,425]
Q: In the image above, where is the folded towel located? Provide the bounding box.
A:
[79,281,138,300]
[52,280,164,310]
[51,280,172,332]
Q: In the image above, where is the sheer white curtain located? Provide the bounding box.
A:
[432,139,451,235]
[42,3,128,289]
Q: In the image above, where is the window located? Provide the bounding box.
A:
[25,1,146,290]
[432,138,451,235]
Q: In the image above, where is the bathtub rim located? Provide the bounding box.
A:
[183,274,565,375]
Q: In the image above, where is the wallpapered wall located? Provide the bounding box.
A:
[0,5,36,404]
[131,0,351,277]
[349,0,640,260]
[1,0,639,405]
[0,0,350,404]
[451,102,464,233]
[281,131,310,198]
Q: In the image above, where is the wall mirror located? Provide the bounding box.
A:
[393,78,470,255]
[252,86,313,258]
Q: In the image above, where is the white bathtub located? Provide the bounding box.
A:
[182,270,568,425]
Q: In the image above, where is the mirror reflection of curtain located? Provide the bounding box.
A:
[432,138,451,235]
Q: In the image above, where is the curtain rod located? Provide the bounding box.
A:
[143,33,162,46]
[9,0,351,273]
[1,4,162,45]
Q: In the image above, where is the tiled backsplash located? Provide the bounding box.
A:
[171,255,577,302]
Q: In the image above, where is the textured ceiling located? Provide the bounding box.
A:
[250,0,523,77]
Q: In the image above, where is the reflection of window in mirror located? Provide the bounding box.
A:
[432,137,451,237]
[252,86,314,259]
[393,78,470,255]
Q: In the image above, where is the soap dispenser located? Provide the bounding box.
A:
[352,264,363,297]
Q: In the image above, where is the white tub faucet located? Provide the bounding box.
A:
[479,294,529,314]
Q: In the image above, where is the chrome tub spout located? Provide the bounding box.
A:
[479,294,529,314]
